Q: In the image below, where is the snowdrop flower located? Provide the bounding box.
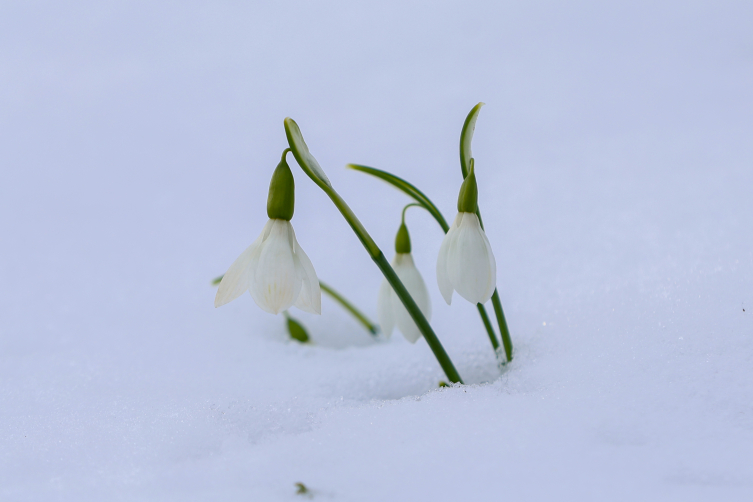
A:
[214,150,321,315]
[378,214,432,343]
[436,161,496,305]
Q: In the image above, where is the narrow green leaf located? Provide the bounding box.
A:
[459,102,485,178]
[211,275,224,286]
[346,164,450,232]
[284,117,332,189]
[320,281,379,335]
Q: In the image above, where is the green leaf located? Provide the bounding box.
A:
[319,281,379,335]
[284,312,310,343]
[460,102,485,178]
[346,164,450,232]
[284,118,332,189]
[211,275,224,286]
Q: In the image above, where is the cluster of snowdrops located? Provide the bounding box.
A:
[213,104,511,385]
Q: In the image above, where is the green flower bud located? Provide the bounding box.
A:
[267,149,295,220]
[457,158,478,213]
[395,222,411,254]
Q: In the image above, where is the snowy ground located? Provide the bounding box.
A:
[1,1,752,500]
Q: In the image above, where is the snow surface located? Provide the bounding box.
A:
[1,1,752,500]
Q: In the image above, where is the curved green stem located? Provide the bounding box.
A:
[286,118,463,384]
[319,281,379,335]
[402,203,422,225]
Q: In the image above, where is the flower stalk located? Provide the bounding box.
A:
[285,117,463,384]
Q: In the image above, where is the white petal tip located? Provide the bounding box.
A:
[442,292,453,305]
[404,333,421,344]
[214,291,230,308]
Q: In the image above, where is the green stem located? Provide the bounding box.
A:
[475,205,512,362]
[402,203,422,224]
[285,118,463,384]
[476,303,499,352]
[319,281,379,335]
[491,290,512,362]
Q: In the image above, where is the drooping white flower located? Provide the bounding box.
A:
[377,216,431,343]
[214,218,321,314]
[436,211,496,305]
[378,253,432,343]
[214,148,321,315]
[436,158,497,305]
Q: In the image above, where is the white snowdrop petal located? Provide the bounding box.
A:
[214,219,274,308]
[214,243,256,308]
[291,227,321,315]
[391,254,432,343]
[249,220,302,314]
[444,214,468,300]
[377,278,395,338]
[448,213,495,304]
[436,237,454,305]
[394,254,432,321]
[436,213,462,304]
[477,224,497,302]
[391,292,421,343]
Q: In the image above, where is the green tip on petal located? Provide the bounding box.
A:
[267,149,295,220]
[457,159,478,213]
[395,222,411,254]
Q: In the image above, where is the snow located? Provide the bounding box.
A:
[1,0,752,500]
